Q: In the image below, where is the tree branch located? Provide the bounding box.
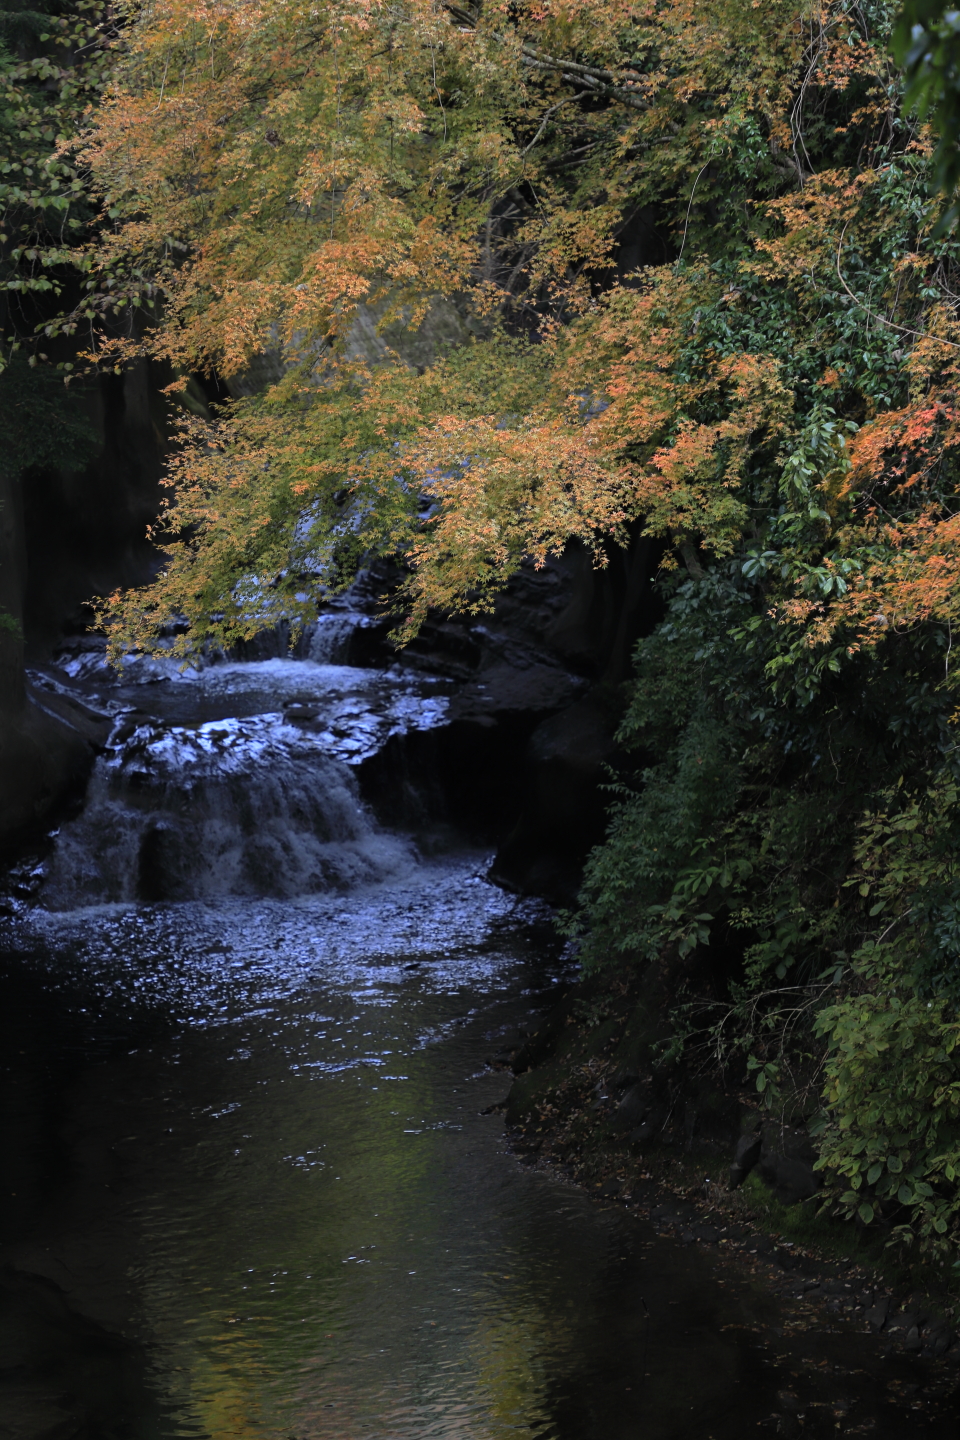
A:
[442,3,650,114]
[677,537,706,580]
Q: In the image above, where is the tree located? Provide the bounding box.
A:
[0,0,111,358]
[70,0,824,651]
[893,0,960,228]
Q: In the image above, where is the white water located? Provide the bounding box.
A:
[40,653,451,911]
[305,611,371,663]
[43,714,417,909]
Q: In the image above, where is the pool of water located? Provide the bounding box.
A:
[0,855,817,1440]
[3,650,955,1439]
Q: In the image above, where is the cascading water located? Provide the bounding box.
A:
[42,715,416,908]
[4,630,952,1440]
[38,651,452,911]
[305,611,371,664]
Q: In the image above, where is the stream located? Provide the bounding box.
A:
[1,640,956,1439]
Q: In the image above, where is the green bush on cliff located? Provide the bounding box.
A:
[574,14,960,1259]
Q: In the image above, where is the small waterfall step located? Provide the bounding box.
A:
[38,660,454,910]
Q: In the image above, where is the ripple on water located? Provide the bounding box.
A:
[2,856,937,1440]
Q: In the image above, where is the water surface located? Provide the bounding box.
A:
[4,648,952,1439]
[1,858,789,1440]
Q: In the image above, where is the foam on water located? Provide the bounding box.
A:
[37,655,453,910]
[42,713,417,909]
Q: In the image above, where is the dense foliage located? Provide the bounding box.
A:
[0,0,109,352]
[893,0,960,229]
[67,0,832,647]
[0,0,105,644]
[37,0,960,1260]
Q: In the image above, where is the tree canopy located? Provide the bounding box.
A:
[62,0,869,648]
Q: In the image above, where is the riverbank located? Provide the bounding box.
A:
[493,971,960,1435]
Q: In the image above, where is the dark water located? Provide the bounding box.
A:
[3,653,956,1438]
[1,857,793,1440]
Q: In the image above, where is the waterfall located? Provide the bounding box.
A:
[42,713,416,910]
[306,612,369,665]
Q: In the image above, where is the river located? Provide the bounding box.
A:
[1,643,955,1439]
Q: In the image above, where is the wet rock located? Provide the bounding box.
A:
[0,1385,86,1440]
[926,1323,954,1357]
[627,1099,666,1148]
[26,675,114,748]
[490,697,615,903]
[777,1390,802,1413]
[283,703,320,722]
[906,1325,922,1351]
[866,1297,889,1332]
[0,1267,144,1440]
[751,1235,777,1256]
[509,993,578,1075]
[594,1179,623,1199]
[652,1202,696,1226]
[693,1225,719,1244]
[504,1059,565,1126]
[610,1082,648,1132]
[777,1415,802,1438]
[775,1392,804,1439]
[447,660,585,726]
[0,701,93,854]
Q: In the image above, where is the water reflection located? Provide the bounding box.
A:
[1,857,788,1440]
[6,851,951,1438]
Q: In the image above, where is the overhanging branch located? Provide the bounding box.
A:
[442,3,650,114]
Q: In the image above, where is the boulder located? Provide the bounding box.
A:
[728,1130,762,1189]
[504,1059,566,1126]
[0,1267,144,1440]
[609,1082,648,1132]
[446,660,586,725]
[756,1150,820,1205]
[926,1322,954,1357]
[491,697,617,901]
[0,701,93,856]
